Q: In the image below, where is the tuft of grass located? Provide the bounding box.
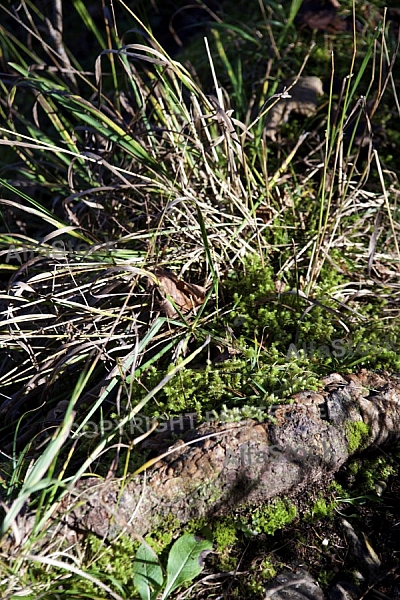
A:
[1,0,400,597]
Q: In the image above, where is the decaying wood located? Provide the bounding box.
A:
[265,76,324,141]
[59,369,400,541]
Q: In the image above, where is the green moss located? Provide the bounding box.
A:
[346,453,398,494]
[258,557,277,581]
[245,557,278,595]
[61,532,141,596]
[144,514,181,554]
[246,499,297,536]
[127,348,321,424]
[212,518,238,552]
[328,480,346,497]
[199,518,239,571]
[303,495,336,523]
[345,421,370,454]
[184,517,208,535]
[318,568,335,588]
[123,251,400,436]
[226,253,400,374]
[227,255,344,346]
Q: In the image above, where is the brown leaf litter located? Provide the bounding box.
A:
[148,268,206,318]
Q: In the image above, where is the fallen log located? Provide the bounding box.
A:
[61,369,400,540]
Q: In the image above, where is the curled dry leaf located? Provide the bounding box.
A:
[265,76,324,141]
[149,269,206,318]
[274,279,286,294]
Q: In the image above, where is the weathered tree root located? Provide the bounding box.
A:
[60,369,400,541]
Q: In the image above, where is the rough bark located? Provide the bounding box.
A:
[60,369,400,540]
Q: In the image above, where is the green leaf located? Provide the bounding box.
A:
[161,535,212,599]
[8,63,29,77]
[133,543,164,600]
[72,0,107,49]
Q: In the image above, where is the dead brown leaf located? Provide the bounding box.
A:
[265,76,324,141]
[274,279,287,294]
[149,269,206,318]
[295,0,349,32]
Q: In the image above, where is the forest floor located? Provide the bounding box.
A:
[1,0,400,598]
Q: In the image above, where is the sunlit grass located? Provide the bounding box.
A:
[0,0,400,597]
